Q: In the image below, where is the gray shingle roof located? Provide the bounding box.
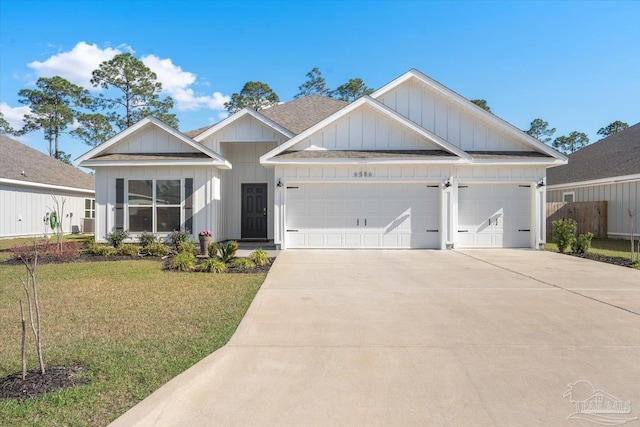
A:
[467,151,553,159]
[184,95,348,138]
[92,153,210,161]
[274,150,455,159]
[547,122,640,185]
[0,135,95,191]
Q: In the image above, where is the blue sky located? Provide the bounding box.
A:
[1,0,639,165]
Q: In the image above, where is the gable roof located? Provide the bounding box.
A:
[261,96,472,164]
[547,122,640,186]
[260,94,348,134]
[372,69,567,161]
[0,134,94,192]
[77,116,231,169]
[192,108,294,142]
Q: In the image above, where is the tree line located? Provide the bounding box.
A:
[0,61,631,163]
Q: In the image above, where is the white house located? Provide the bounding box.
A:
[0,135,95,238]
[547,122,640,239]
[78,69,567,249]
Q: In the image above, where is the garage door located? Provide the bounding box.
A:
[457,184,531,248]
[285,183,440,248]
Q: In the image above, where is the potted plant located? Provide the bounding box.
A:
[198,230,213,256]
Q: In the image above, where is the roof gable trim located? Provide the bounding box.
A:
[192,108,295,142]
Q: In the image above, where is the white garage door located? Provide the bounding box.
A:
[457,184,532,248]
[285,183,440,248]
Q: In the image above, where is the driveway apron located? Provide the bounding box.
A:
[110,250,640,426]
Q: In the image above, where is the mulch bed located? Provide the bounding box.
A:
[563,251,637,268]
[0,365,90,401]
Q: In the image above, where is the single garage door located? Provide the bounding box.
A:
[285,183,440,248]
[457,184,531,248]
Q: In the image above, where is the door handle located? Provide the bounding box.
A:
[364,219,367,227]
[488,218,491,226]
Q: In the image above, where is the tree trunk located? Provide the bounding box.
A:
[30,251,45,375]
[20,300,26,380]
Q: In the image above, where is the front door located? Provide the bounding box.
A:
[241,183,267,239]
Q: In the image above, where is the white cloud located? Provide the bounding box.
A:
[0,102,31,129]
[27,41,122,89]
[141,54,230,112]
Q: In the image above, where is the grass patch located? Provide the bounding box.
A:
[545,238,634,259]
[0,259,264,426]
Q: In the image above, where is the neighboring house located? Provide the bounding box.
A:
[0,135,95,238]
[547,122,640,239]
[78,69,567,249]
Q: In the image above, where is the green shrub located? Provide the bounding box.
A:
[552,219,577,253]
[93,246,118,256]
[575,232,594,254]
[208,242,219,258]
[119,243,139,256]
[83,235,96,248]
[177,240,196,254]
[138,232,156,248]
[167,230,191,249]
[250,248,270,266]
[210,240,239,263]
[105,230,129,249]
[232,258,255,269]
[143,242,170,257]
[197,258,227,273]
[171,251,196,271]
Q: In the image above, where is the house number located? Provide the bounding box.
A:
[353,171,374,177]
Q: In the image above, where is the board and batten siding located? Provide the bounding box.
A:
[114,126,200,154]
[197,115,289,154]
[547,179,640,238]
[0,184,91,238]
[376,80,530,152]
[219,142,277,241]
[92,166,221,243]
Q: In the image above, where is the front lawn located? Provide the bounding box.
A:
[545,238,638,267]
[0,259,264,426]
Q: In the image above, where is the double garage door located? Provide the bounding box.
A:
[285,183,440,248]
[457,184,532,248]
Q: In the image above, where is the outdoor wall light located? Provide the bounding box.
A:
[536,179,545,189]
[444,179,451,188]
[277,179,283,188]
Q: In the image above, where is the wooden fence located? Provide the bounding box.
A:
[546,201,608,241]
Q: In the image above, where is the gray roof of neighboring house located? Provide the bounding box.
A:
[184,95,348,138]
[547,122,640,186]
[0,134,95,191]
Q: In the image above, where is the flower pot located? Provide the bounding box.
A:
[199,236,212,256]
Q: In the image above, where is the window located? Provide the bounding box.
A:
[128,179,182,232]
[563,192,575,203]
[84,199,95,218]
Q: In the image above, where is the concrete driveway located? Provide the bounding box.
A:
[111,250,640,426]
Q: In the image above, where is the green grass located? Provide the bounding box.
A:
[0,259,264,426]
[545,238,637,261]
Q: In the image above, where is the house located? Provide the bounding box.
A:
[547,122,640,239]
[77,69,567,249]
[0,134,95,238]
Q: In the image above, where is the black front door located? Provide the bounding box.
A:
[241,183,267,239]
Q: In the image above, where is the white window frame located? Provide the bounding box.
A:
[84,198,95,218]
[562,192,575,203]
[126,178,183,234]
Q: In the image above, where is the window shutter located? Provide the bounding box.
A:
[115,178,124,231]
[184,178,193,233]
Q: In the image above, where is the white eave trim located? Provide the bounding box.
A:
[547,173,640,190]
[370,69,568,162]
[262,157,470,166]
[468,158,567,166]
[79,159,232,169]
[0,178,94,194]
[193,108,295,142]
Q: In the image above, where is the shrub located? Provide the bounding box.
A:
[119,243,140,256]
[92,246,118,257]
[51,242,82,262]
[208,242,218,258]
[142,242,170,257]
[552,219,577,253]
[138,232,156,248]
[177,240,196,254]
[575,232,594,254]
[196,258,227,273]
[232,258,256,269]
[171,251,196,271]
[250,248,270,266]
[209,241,239,263]
[105,230,129,249]
[167,230,191,249]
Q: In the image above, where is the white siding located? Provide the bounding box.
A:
[0,184,91,238]
[547,179,640,238]
[220,142,276,240]
[198,115,289,153]
[93,166,222,243]
[292,105,442,151]
[377,79,530,152]
[108,126,199,154]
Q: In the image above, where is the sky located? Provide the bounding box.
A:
[1,0,639,166]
